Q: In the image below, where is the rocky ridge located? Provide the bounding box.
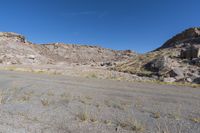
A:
[0,32,136,66]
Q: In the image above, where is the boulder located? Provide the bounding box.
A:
[180,45,200,59]
[168,67,184,79]
[186,72,200,83]
[28,55,36,60]
[163,77,176,83]
[186,78,193,83]
[145,56,175,73]
[193,77,200,84]
[100,61,113,67]
[190,58,200,66]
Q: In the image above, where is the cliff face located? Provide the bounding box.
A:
[0,32,136,65]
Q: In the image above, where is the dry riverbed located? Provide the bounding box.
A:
[0,70,199,133]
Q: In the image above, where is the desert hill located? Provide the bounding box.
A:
[114,27,200,84]
[0,32,136,66]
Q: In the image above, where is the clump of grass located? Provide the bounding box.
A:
[104,120,112,125]
[79,98,86,104]
[116,118,144,132]
[120,100,132,107]
[85,72,98,79]
[104,99,125,110]
[47,90,54,96]
[151,112,161,119]
[0,91,5,104]
[76,107,99,123]
[156,120,182,133]
[41,98,49,106]
[34,70,46,74]
[167,103,182,120]
[190,117,200,123]
[134,97,143,110]
[113,103,125,110]
[0,89,10,104]
[85,96,92,100]
[20,95,30,102]
[60,92,72,104]
[95,103,100,108]
[77,110,88,122]
[6,66,17,71]
[77,95,92,105]
[114,110,144,132]
[90,116,98,123]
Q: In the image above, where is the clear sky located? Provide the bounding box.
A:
[0,0,200,53]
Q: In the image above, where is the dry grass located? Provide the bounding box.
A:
[104,99,125,110]
[90,116,98,123]
[0,90,5,104]
[77,110,88,122]
[116,118,144,132]
[85,72,98,79]
[114,49,174,74]
[156,120,182,133]
[0,89,11,104]
[41,98,49,106]
[190,117,200,123]
[104,120,112,125]
[19,95,30,102]
[151,112,161,119]
[47,90,55,97]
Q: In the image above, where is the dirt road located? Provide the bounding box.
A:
[0,70,199,133]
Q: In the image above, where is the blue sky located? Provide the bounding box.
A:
[0,0,200,53]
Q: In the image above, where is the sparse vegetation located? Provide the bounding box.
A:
[104,120,112,125]
[151,112,161,119]
[41,98,49,106]
[116,117,144,132]
[77,109,89,122]
[20,95,30,102]
[190,117,200,123]
[104,99,125,110]
[47,90,54,96]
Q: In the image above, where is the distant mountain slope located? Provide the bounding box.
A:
[0,32,136,65]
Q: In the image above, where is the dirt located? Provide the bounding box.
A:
[0,70,199,133]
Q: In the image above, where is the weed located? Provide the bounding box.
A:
[190,117,200,123]
[77,110,88,122]
[20,95,30,102]
[151,112,161,119]
[41,98,49,106]
[116,118,144,132]
[47,90,54,96]
[104,99,124,110]
[104,120,112,125]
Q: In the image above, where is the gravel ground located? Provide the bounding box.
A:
[0,70,199,133]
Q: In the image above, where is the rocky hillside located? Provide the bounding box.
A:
[0,32,136,66]
[157,27,200,49]
[114,27,200,84]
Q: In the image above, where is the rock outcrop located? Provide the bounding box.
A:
[0,32,26,43]
[157,27,200,49]
[180,45,200,59]
[114,27,200,84]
